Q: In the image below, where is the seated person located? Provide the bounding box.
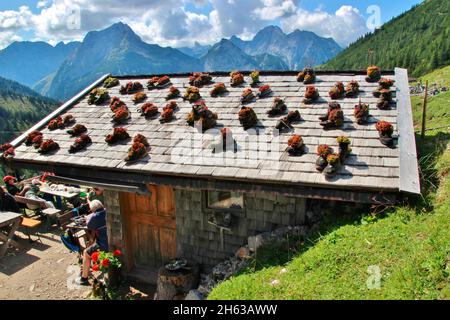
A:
[88,187,104,204]
[0,187,20,213]
[3,175,30,196]
[76,200,108,286]
[24,179,55,209]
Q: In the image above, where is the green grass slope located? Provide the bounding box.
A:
[209,66,450,300]
[320,0,450,77]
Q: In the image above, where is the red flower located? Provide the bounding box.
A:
[101,258,110,267]
[91,251,99,262]
[113,250,122,257]
[92,264,99,271]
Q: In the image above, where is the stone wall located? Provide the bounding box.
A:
[175,189,307,271]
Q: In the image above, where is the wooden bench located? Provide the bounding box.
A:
[14,196,61,230]
[20,217,42,242]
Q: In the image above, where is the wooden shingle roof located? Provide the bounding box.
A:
[8,69,420,203]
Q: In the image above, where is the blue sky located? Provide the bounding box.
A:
[0,0,422,49]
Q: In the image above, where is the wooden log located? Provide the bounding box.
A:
[155,264,199,300]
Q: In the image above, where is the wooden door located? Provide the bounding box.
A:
[121,185,176,271]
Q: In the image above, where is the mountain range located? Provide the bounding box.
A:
[0,22,341,101]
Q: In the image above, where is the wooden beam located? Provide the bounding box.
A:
[9,73,111,148]
[395,68,421,195]
[9,159,397,204]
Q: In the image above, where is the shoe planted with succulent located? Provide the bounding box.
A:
[257,85,272,99]
[211,128,237,153]
[267,97,287,116]
[163,101,178,112]
[230,71,244,87]
[329,82,345,99]
[354,101,370,124]
[105,127,130,145]
[323,153,340,178]
[0,143,15,159]
[103,77,119,88]
[297,68,316,84]
[316,144,332,172]
[112,107,131,124]
[210,83,227,97]
[62,114,76,127]
[110,97,127,112]
[38,139,59,154]
[183,86,201,103]
[286,134,305,156]
[125,142,148,163]
[47,116,64,131]
[25,131,43,147]
[69,134,92,154]
[88,88,109,105]
[147,76,171,90]
[319,102,344,130]
[133,92,147,103]
[241,88,255,104]
[250,71,260,87]
[238,106,258,130]
[366,65,381,83]
[119,81,143,94]
[376,120,395,147]
[376,89,393,110]
[139,102,159,118]
[166,86,180,100]
[189,72,212,87]
[160,108,175,123]
[303,86,319,104]
[336,136,351,162]
[345,81,359,98]
[275,110,301,131]
[67,124,88,137]
[186,101,218,131]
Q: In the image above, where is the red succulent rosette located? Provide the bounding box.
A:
[67,124,88,136]
[112,107,130,124]
[166,86,180,100]
[186,101,218,130]
[189,72,212,87]
[139,102,159,118]
[329,82,345,99]
[125,142,148,162]
[133,92,147,103]
[133,134,150,148]
[287,135,304,156]
[366,65,381,82]
[210,82,227,97]
[378,78,395,89]
[119,81,143,94]
[0,143,15,159]
[160,108,174,123]
[238,106,258,130]
[345,81,359,97]
[230,71,244,87]
[303,85,319,103]
[110,97,126,112]
[240,88,255,104]
[105,127,130,145]
[31,135,44,148]
[69,134,92,154]
[257,84,272,98]
[163,101,178,112]
[25,130,43,146]
[38,139,59,154]
[183,86,201,103]
[147,76,171,89]
[376,120,394,136]
[48,116,64,131]
[317,144,332,158]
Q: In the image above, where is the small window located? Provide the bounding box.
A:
[207,191,244,210]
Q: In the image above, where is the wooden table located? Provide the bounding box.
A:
[0,211,23,259]
[66,220,90,250]
[40,187,80,200]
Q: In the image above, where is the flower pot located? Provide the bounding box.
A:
[323,163,339,178]
[338,144,350,161]
[106,266,121,289]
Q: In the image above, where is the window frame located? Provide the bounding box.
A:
[202,190,246,216]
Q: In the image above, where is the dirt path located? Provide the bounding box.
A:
[0,228,154,300]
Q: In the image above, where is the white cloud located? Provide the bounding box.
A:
[280,5,369,47]
[0,31,22,49]
[0,1,368,48]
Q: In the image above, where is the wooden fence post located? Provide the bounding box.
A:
[421,81,428,139]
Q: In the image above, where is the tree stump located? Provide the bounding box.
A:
[155,264,199,300]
